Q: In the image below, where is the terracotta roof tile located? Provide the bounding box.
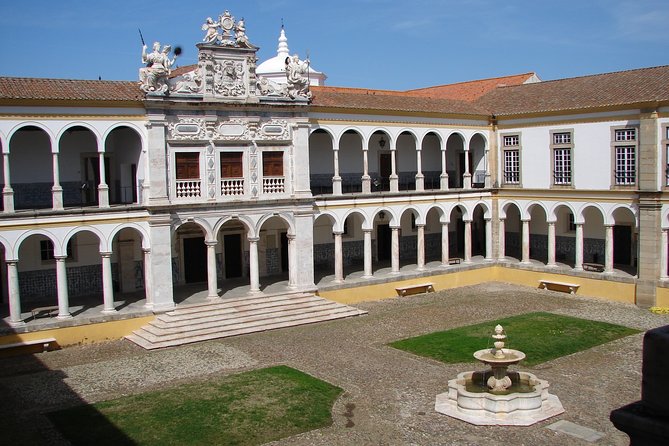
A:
[406,73,537,102]
[0,77,143,102]
[476,65,669,116]
[311,85,489,115]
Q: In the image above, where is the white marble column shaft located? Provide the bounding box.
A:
[498,219,506,260]
[206,241,218,298]
[521,219,531,264]
[363,229,373,278]
[604,225,614,273]
[248,237,261,293]
[574,223,584,270]
[416,224,425,270]
[55,256,72,319]
[3,152,14,212]
[51,152,63,210]
[334,232,344,282]
[464,220,472,263]
[101,252,116,313]
[547,221,556,267]
[441,222,450,266]
[7,261,24,326]
[143,248,153,309]
[391,227,400,273]
[287,234,297,287]
[98,152,109,207]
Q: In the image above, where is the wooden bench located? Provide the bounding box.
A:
[538,279,580,294]
[448,257,462,265]
[395,283,435,297]
[31,305,59,319]
[583,262,605,272]
[0,337,58,355]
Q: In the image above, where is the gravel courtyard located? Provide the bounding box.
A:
[2,282,667,445]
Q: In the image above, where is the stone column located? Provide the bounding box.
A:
[440,145,449,190]
[7,261,24,326]
[416,224,425,270]
[390,141,398,192]
[100,252,116,313]
[441,222,450,266]
[498,219,506,260]
[521,219,531,264]
[206,241,218,298]
[287,234,297,287]
[148,215,175,311]
[3,151,14,212]
[415,149,424,191]
[362,145,371,193]
[574,223,584,270]
[332,147,342,195]
[464,220,472,263]
[605,225,614,273]
[248,236,261,293]
[661,229,668,280]
[142,248,153,309]
[51,152,63,210]
[391,227,400,273]
[484,218,492,261]
[55,256,72,319]
[363,229,373,278]
[463,149,472,189]
[333,231,344,282]
[547,221,557,267]
[98,152,109,207]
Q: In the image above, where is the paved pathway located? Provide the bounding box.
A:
[2,282,667,445]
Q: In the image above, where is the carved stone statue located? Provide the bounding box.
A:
[139,41,178,93]
[201,17,220,44]
[285,54,311,99]
[235,18,250,47]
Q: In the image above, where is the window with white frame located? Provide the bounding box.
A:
[551,130,573,186]
[664,126,669,187]
[612,127,637,186]
[502,134,520,184]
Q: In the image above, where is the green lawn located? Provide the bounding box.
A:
[47,365,342,446]
[390,312,640,366]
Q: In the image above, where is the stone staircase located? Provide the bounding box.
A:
[125,292,367,350]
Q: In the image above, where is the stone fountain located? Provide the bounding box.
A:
[435,324,564,425]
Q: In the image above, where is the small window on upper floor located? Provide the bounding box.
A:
[263,152,283,177]
[614,128,636,142]
[503,135,519,147]
[551,130,573,187]
[175,152,200,179]
[611,127,637,187]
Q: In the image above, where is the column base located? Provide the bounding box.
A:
[56,313,73,320]
[9,320,26,328]
[101,308,118,315]
[362,274,373,279]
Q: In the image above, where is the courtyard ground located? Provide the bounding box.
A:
[1,282,667,445]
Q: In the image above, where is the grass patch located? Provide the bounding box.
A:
[390,312,639,366]
[47,365,342,446]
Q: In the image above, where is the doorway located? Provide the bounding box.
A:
[183,237,207,283]
[379,153,391,191]
[613,225,632,265]
[224,234,243,278]
[377,224,391,261]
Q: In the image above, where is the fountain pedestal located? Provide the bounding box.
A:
[435,324,564,426]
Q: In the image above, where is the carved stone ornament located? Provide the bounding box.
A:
[201,10,254,48]
[167,118,290,142]
[213,60,246,97]
[170,63,204,94]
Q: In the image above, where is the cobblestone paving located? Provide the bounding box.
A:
[2,282,668,445]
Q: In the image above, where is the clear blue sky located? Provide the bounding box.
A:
[0,0,667,90]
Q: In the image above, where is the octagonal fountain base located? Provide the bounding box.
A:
[435,370,564,426]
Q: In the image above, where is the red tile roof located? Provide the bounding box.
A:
[406,73,538,102]
[310,85,489,115]
[0,77,143,102]
[476,65,669,116]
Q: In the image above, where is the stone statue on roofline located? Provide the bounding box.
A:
[200,10,253,48]
[285,54,311,99]
[139,41,178,93]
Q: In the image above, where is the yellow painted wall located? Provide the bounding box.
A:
[655,287,669,307]
[318,266,637,305]
[0,316,154,348]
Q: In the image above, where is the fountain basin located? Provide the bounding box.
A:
[435,370,564,426]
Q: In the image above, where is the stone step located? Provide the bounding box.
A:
[156,294,319,323]
[126,308,365,350]
[167,292,314,317]
[151,298,334,329]
[125,292,367,350]
[138,305,361,342]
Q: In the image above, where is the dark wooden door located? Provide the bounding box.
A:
[377,224,391,261]
[224,234,242,278]
[183,237,207,283]
[613,225,632,265]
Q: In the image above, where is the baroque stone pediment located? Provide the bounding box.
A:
[167,118,291,142]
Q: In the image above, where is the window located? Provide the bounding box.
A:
[664,126,669,187]
[263,152,283,176]
[220,152,243,178]
[175,152,200,179]
[502,134,520,185]
[40,240,74,261]
[551,130,573,186]
[611,127,637,186]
